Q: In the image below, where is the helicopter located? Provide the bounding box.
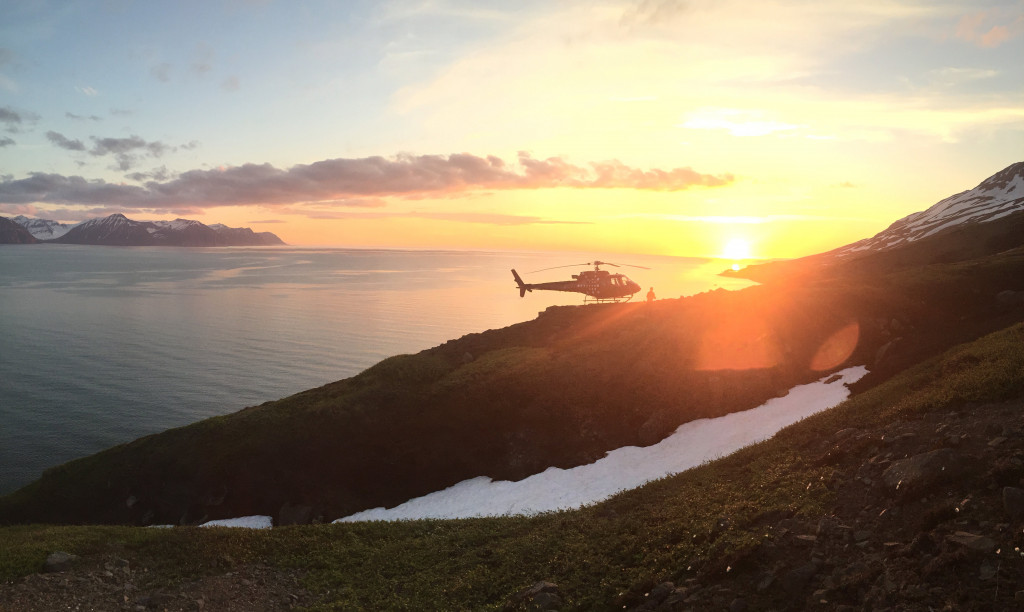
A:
[511,260,649,303]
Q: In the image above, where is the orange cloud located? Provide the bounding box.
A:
[955,9,1024,48]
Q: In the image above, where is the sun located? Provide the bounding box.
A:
[722,238,753,261]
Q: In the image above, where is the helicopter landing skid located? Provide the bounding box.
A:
[583,295,633,305]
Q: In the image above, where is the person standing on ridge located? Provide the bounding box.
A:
[646,287,655,303]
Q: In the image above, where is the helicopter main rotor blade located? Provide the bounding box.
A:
[596,261,651,270]
[526,262,592,273]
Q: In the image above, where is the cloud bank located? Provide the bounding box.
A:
[0,152,732,209]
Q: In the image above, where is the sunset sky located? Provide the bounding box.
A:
[1,0,1021,258]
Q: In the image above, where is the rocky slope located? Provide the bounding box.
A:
[611,388,1024,611]
[0,216,38,244]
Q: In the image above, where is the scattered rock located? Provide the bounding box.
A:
[780,561,820,596]
[834,428,860,440]
[996,290,1024,307]
[1004,486,1024,519]
[505,581,561,611]
[43,552,77,573]
[531,591,562,610]
[711,516,732,537]
[945,531,996,552]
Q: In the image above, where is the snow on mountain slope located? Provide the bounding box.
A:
[12,215,73,240]
[47,213,285,246]
[835,161,1024,257]
[150,218,206,231]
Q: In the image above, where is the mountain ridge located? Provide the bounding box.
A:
[722,161,1024,285]
[0,216,38,244]
[835,161,1024,257]
[1,213,286,246]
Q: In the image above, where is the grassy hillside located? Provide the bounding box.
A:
[3,227,1024,527]
[0,281,907,526]
[2,321,1022,610]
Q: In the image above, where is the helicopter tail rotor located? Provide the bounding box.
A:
[511,269,531,297]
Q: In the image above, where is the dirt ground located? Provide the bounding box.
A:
[0,558,314,612]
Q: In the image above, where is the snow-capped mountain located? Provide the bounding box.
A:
[59,213,155,245]
[49,213,285,246]
[147,218,221,246]
[835,161,1024,257]
[12,215,73,240]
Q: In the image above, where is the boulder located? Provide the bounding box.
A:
[278,502,314,526]
[638,410,676,447]
[995,290,1024,307]
[1003,486,1024,520]
[505,581,561,611]
[780,560,821,595]
[43,551,78,573]
[945,531,996,552]
[881,449,959,499]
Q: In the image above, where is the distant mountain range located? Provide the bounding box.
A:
[0,213,285,246]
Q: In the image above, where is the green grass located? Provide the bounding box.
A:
[4,322,1022,610]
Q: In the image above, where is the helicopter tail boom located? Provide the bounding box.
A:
[511,269,531,297]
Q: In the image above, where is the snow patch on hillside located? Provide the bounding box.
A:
[336,366,868,522]
[200,515,273,529]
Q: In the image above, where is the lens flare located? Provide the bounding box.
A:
[809,321,860,371]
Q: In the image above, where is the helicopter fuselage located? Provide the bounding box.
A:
[512,268,641,302]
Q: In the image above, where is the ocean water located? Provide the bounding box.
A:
[0,245,752,494]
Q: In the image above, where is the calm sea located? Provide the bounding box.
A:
[0,245,752,494]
